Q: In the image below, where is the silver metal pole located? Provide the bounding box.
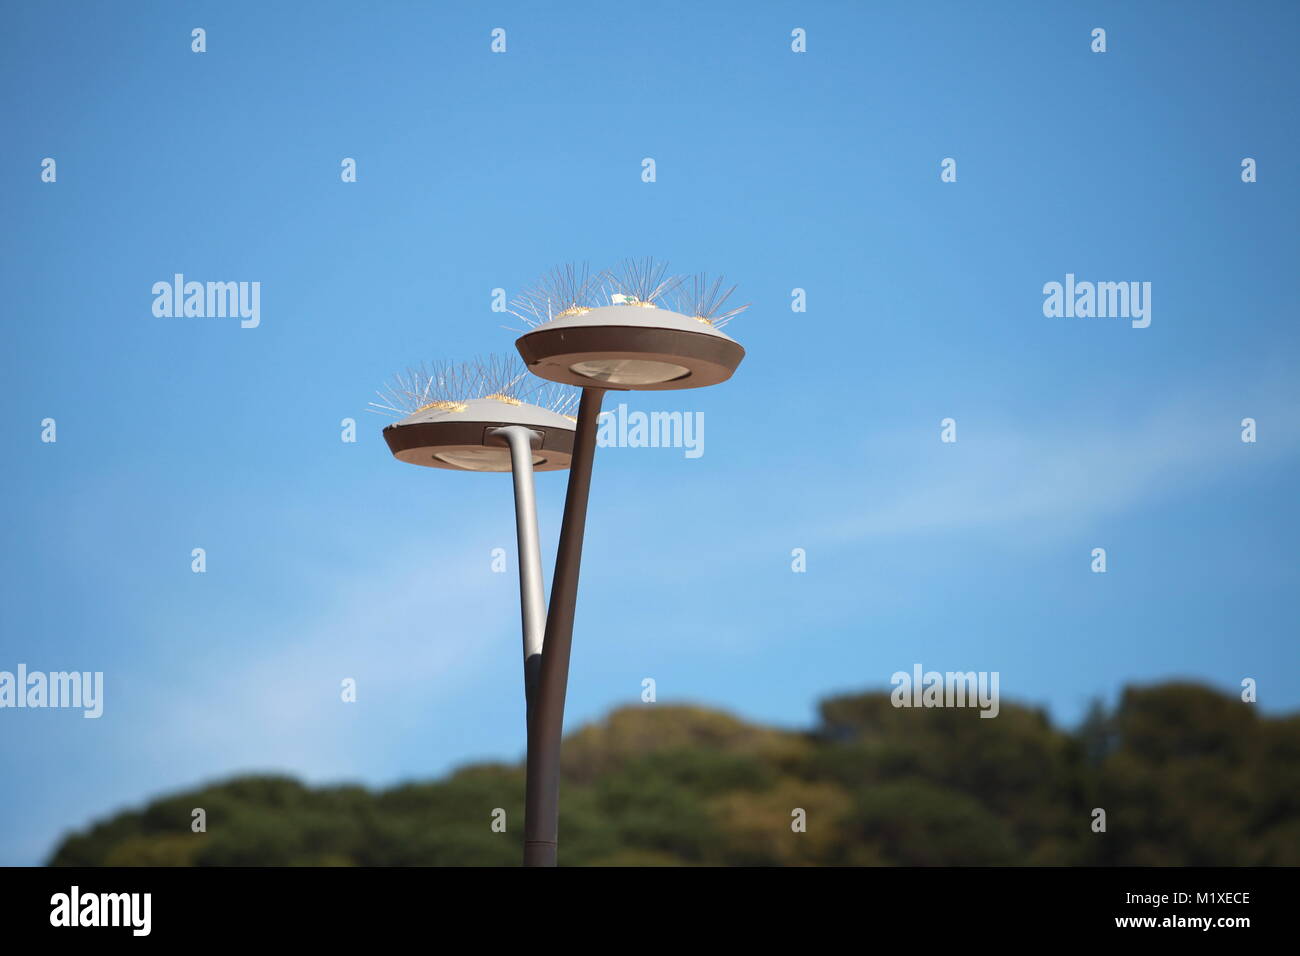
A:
[490,426,547,720]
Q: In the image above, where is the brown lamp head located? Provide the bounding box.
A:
[515,304,745,390]
[372,356,578,472]
[382,396,575,472]
[508,261,748,391]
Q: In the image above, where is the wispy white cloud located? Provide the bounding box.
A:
[129,538,521,780]
[831,391,1300,540]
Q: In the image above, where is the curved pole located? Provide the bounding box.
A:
[489,426,547,722]
[523,386,605,867]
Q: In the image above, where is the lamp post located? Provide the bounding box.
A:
[511,260,747,866]
[375,360,577,718]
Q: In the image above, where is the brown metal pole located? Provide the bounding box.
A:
[522,386,604,867]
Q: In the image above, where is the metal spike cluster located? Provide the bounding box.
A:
[370,355,579,419]
[506,257,750,329]
[674,272,747,328]
[604,257,682,308]
[506,262,605,328]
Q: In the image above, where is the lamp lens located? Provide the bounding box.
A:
[433,447,544,471]
[569,359,690,386]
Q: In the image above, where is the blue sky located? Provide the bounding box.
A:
[2,1,1297,865]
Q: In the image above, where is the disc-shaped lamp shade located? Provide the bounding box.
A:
[515,305,745,391]
[382,397,576,472]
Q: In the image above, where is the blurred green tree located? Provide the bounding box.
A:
[47,681,1295,867]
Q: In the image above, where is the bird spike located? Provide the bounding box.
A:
[603,256,683,308]
[675,272,750,328]
[505,262,605,329]
[370,354,558,418]
[523,380,582,419]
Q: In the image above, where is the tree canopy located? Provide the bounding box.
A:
[48,681,1296,866]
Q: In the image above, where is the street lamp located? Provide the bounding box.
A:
[510,259,747,866]
[373,357,578,719]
